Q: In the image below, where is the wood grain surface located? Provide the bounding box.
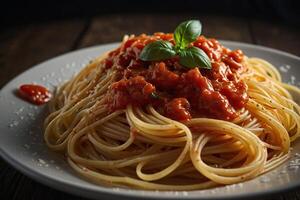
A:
[1,14,299,200]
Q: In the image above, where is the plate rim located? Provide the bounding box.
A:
[1,40,300,200]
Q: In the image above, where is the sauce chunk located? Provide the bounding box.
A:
[105,33,248,121]
[19,84,52,105]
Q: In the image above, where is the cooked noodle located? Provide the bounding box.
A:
[44,35,300,190]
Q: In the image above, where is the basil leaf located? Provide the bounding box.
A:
[174,20,202,49]
[179,46,211,69]
[150,92,160,99]
[139,40,176,61]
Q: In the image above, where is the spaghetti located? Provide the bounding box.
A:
[44,32,300,190]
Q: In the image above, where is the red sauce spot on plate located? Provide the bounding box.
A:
[18,84,52,105]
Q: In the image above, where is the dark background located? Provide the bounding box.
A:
[1,0,300,199]
[1,0,300,26]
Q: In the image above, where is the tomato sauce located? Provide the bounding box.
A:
[18,84,52,105]
[105,33,248,121]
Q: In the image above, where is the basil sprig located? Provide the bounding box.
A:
[139,20,211,69]
[139,40,176,61]
[174,20,202,50]
[179,47,211,69]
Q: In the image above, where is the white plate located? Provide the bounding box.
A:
[1,41,300,200]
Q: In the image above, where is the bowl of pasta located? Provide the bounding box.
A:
[1,20,300,200]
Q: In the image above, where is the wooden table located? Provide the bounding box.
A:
[1,14,300,200]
